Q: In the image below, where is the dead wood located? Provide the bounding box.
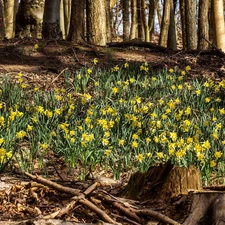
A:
[25,172,81,196]
[107,38,168,53]
[134,209,181,225]
[25,172,119,225]
[0,219,115,225]
[99,193,143,224]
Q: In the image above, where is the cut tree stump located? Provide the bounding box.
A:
[121,161,225,225]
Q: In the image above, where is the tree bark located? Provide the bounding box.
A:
[159,0,170,47]
[0,0,5,39]
[67,0,84,43]
[148,0,155,42]
[180,0,187,49]
[122,0,130,41]
[86,0,107,46]
[15,0,44,38]
[167,0,177,50]
[130,0,138,39]
[185,0,197,50]
[42,0,62,39]
[4,0,17,38]
[213,0,225,52]
[198,0,209,50]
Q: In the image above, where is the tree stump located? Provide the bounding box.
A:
[121,161,225,225]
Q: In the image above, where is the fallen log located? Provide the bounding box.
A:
[107,38,168,53]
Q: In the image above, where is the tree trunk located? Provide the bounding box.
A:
[209,0,215,45]
[180,0,187,49]
[213,0,225,52]
[86,0,107,46]
[185,0,197,50]
[148,0,155,42]
[198,0,209,50]
[4,0,16,38]
[122,0,129,41]
[63,0,71,38]
[130,0,138,39]
[15,0,44,38]
[0,0,5,39]
[105,0,112,42]
[42,0,62,39]
[159,0,170,47]
[167,0,177,50]
[141,0,149,42]
[137,0,144,40]
[67,0,84,43]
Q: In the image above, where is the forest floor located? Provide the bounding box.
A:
[0,38,225,225]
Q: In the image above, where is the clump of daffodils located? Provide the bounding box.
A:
[0,63,225,184]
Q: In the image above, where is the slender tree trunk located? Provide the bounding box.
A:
[185,0,197,50]
[60,0,65,38]
[0,0,5,39]
[63,0,71,38]
[209,0,215,45]
[141,0,149,41]
[167,0,177,50]
[148,0,155,42]
[130,0,138,39]
[180,0,187,49]
[42,0,62,39]
[198,0,209,50]
[105,0,112,42]
[4,0,16,38]
[159,0,170,47]
[86,0,107,46]
[137,0,143,39]
[156,0,162,29]
[122,0,129,41]
[67,0,84,43]
[213,0,225,51]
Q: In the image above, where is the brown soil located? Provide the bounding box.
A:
[1,38,225,79]
[0,38,225,225]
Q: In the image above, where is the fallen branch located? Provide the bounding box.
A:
[98,193,143,224]
[107,38,168,53]
[24,172,119,225]
[134,209,181,225]
[24,172,81,196]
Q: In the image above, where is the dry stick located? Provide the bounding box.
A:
[24,172,118,224]
[83,182,99,196]
[134,209,181,225]
[100,193,143,224]
[50,67,68,84]
[24,172,81,196]
[79,198,118,224]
